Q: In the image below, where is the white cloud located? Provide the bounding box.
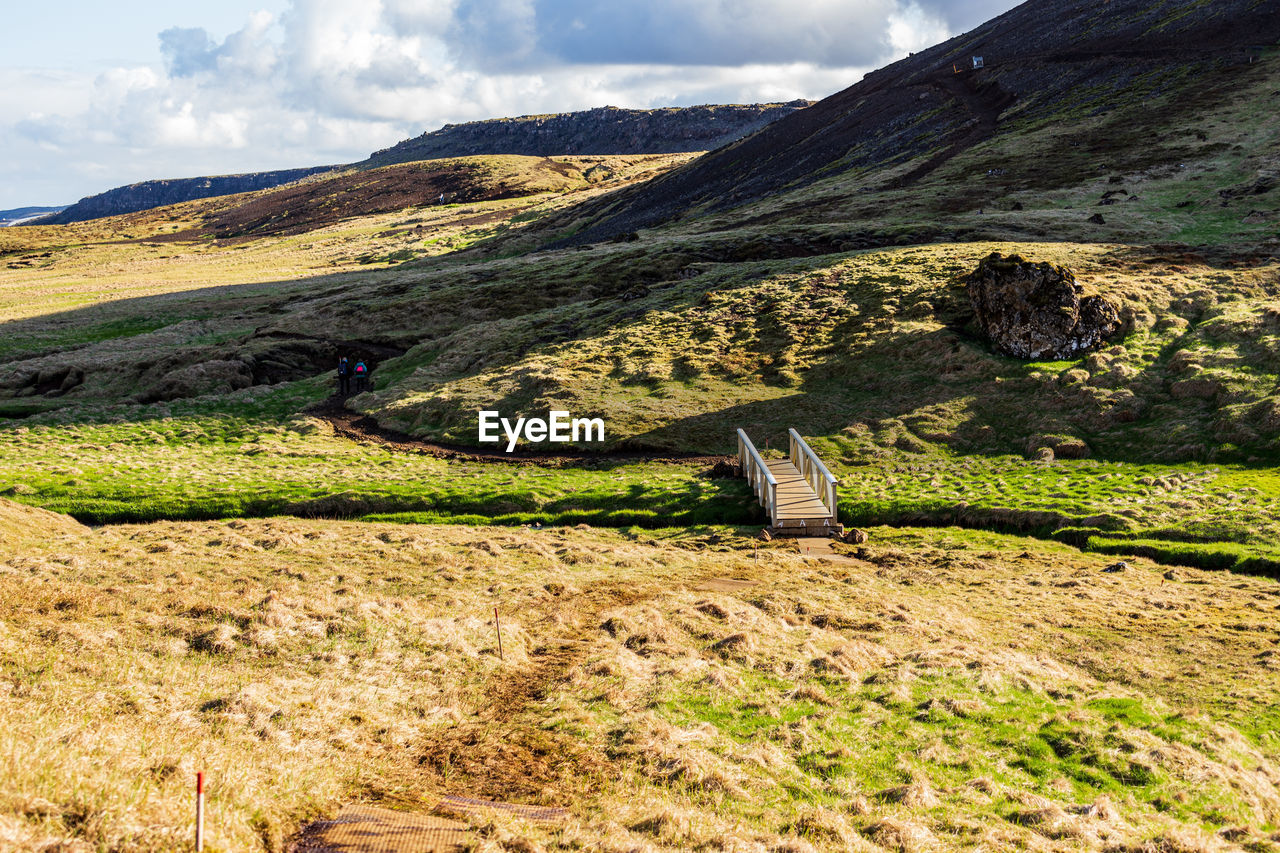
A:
[0,0,1018,207]
[886,2,954,55]
[0,70,93,120]
[159,27,220,77]
[155,103,250,148]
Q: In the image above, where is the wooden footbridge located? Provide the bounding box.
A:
[736,428,841,536]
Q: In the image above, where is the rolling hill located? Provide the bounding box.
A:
[37,166,338,225]
[1,0,1277,473]
[0,206,66,226]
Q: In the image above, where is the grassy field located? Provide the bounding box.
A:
[2,506,1277,851]
[0,393,747,528]
[4,231,1280,571]
[5,375,1280,575]
[0,153,694,337]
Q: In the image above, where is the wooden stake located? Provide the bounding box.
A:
[494,606,504,661]
[195,772,205,852]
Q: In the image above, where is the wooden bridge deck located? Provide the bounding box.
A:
[737,428,840,535]
[765,459,832,523]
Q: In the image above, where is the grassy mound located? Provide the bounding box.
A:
[0,497,86,542]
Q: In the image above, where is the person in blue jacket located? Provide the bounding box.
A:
[337,356,351,395]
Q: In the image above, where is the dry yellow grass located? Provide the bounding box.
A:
[0,153,695,326]
[0,499,86,543]
[1,505,1277,851]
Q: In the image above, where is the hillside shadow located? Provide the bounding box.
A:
[4,230,1273,470]
[0,269,353,356]
[0,238,878,422]
[626,325,992,454]
[624,319,1248,469]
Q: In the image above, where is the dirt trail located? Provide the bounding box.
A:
[310,396,732,467]
[416,578,676,801]
[289,561,776,849]
[794,536,858,563]
[413,555,786,804]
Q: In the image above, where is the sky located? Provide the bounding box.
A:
[0,0,1020,209]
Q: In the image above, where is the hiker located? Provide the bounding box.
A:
[337,356,350,395]
[354,360,369,392]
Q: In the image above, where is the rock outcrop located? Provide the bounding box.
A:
[363,102,811,167]
[965,253,1119,360]
[29,103,809,226]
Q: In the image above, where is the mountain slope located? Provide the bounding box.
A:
[0,206,66,226]
[542,0,1280,246]
[37,166,337,225]
[362,102,811,168]
[193,155,685,240]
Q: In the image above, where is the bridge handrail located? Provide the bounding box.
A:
[788,428,838,517]
[736,428,778,527]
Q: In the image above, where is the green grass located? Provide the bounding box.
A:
[653,656,1263,834]
[0,316,173,358]
[0,384,753,526]
[7,371,1280,570]
[1085,535,1280,576]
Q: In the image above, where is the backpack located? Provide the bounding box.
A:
[355,363,367,375]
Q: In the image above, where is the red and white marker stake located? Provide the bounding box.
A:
[195,772,205,852]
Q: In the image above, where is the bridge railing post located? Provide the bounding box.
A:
[736,428,778,529]
[787,428,839,520]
